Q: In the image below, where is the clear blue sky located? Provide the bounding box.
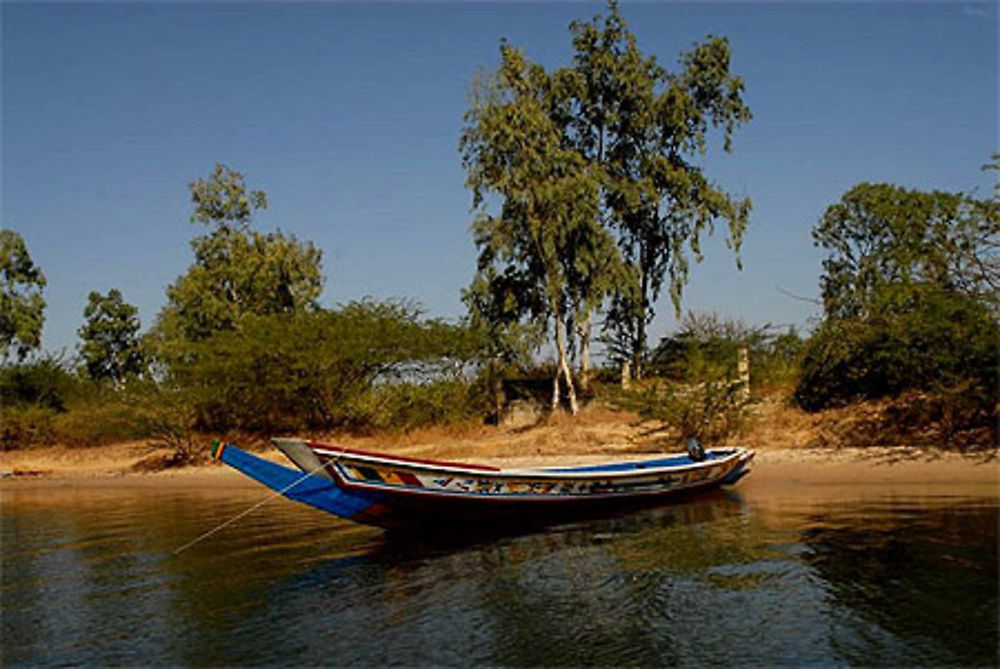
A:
[3,1,996,357]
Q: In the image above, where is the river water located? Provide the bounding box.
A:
[2,475,997,666]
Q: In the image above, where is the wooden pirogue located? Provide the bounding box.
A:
[213,439,755,530]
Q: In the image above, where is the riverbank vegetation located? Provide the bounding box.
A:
[2,2,996,461]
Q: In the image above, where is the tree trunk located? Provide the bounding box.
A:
[551,365,560,412]
[554,316,579,414]
[111,352,123,392]
[491,358,503,424]
[578,309,592,393]
[635,259,649,380]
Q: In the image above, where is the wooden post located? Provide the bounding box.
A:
[737,347,750,402]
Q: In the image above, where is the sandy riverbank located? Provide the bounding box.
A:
[2,400,996,491]
[2,447,997,491]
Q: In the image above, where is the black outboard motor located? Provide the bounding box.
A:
[686,437,706,462]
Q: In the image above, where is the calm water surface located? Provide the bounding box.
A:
[2,476,997,666]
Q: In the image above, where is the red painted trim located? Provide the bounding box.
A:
[307,441,501,471]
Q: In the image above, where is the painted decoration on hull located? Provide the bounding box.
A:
[213,440,754,529]
[318,454,734,499]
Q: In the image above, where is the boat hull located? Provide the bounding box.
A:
[214,440,754,530]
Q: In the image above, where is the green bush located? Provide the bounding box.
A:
[649,312,804,394]
[118,385,200,460]
[609,322,753,446]
[0,355,84,411]
[0,356,138,449]
[608,374,750,446]
[1,387,162,450]
[50,401,152,448]
[344,379,485,433]
[159,301,487,434]
[0,405,58,449]
[795,288,998,427]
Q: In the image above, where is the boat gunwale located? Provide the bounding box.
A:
[302,440,501,472]
[306,443,753,482]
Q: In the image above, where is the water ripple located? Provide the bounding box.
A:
[1,487,996,666]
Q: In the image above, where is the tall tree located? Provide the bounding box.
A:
[575,3,752,377]
[0,230,46,361]
[78,289,144,388]
[154,164,324,344]
[462,46,611,413]
[561,3,652,384]
[796,166,1000,417]
[814,181,999,320]
[462,2,753,404]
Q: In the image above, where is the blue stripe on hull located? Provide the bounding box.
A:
[543,451,729,473]
[219,444,382,521]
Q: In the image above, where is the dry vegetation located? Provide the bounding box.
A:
[5,391,993,480]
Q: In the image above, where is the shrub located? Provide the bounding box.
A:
[0,355,83,411]
[374,379,485,432]
[608,375,750,446]
[609,335,753,447]
[0,356,136,449]
[795,287,998,429]
[0,385,168,450]
[50,402,149,448]
[0,405,58,449]
[122,386,200,461]
[650,312,804,394]
[159,302,487,434]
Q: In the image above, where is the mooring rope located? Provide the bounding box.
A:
[173,453,334,556]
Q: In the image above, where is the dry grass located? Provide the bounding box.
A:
[743,395,822,450]
[803,394,997,453]
[310,402,703,465]
[2,392,995,477]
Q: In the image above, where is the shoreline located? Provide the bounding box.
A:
[2,445,996,491]
[3,401,996,491]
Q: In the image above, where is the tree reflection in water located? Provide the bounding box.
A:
[799,500,998,666]
[3,486,997,666]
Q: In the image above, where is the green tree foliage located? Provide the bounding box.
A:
[0,230,47,361]
[78,289,144,388]
[797,170,1000,438]
[569,3,752,377]
[651,311,802,390]
[166,301,483,433]
[462,266,547,419]
[462,267,545,369]
[814,182,999,319]
[461,1,754,410]
[154,164,323,344]
[462,45,613,413]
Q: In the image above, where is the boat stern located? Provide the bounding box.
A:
[720,448,755,486]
